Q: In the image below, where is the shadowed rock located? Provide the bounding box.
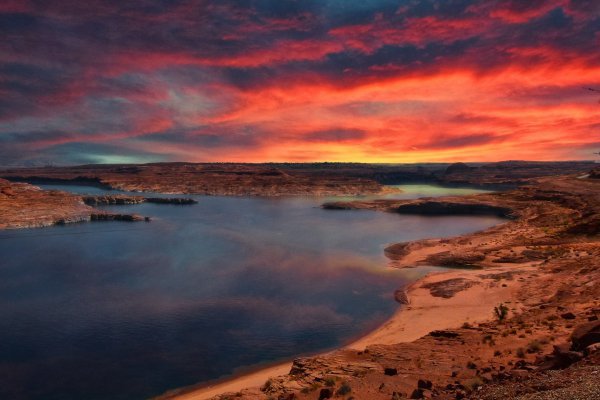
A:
[393,201,513,218]
[421,278,478,298]
[571,321,600,351]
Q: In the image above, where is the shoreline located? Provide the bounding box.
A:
[158,362,294,400]
[346,264,527,350]
[161,174,600,399]
[4,171,597,399]
[162,262,526,400]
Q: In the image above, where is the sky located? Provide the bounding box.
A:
[1,0,599,166]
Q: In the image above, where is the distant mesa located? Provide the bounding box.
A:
[444,162,473,175]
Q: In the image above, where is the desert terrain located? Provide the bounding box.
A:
[1,161,594,196]
[159,168,600,400]
[1,163,598,399]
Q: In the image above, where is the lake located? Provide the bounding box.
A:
[0,184,499,400]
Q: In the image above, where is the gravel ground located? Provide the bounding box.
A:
[472,357,600,400]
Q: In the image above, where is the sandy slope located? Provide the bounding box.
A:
[167,363,293,400]
[348,266,526,350]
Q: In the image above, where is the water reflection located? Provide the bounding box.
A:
[0,185,502,400]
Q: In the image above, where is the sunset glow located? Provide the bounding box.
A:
[1,0,599,165]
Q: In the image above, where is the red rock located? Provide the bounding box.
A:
[571,321,600,351]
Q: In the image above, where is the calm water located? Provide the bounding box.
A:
[0,185,498,400]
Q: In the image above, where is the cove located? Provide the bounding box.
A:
[0,185,499,400]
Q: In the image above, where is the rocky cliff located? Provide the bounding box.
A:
[0,179,146,229]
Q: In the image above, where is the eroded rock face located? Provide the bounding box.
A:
[0,179,147,229]
[0,179,93,229]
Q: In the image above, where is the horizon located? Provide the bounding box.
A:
[1,3,600,395]
[2,1,600,166]
[1,159,599,170]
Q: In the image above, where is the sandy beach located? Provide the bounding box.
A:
[348,265,526,350]
[164,363,294,400]
[162,263,527,400]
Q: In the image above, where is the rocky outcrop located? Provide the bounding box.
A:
[83,195,145,205]
[424,252,486,269]
[394,289,410,304]
[0,179,149,229]
[571,321,600,351]
[384,241,431,260]
[145,197,197,205]
[0,179,93,229]
[565,215,600,235]
[90,213,148,222]
[421,278,478,298]
[83,195,197,206]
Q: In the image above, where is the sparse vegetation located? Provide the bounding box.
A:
[465,376,484,391]
[310,382,321,392]
[324,377,336,387]
[527,340,542,353]
[482,333,496,346]
[336,382,352,396]
[261,379,273,392]
[494,303,509,322]
[516,347,526,358]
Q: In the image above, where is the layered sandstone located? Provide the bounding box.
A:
[0,179,146,229]
[1,161,595,196]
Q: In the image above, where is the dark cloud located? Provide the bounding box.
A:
[139,126,263,148]
[422,133,502,149]
[304,128,366,142]
[0,0,598,164]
